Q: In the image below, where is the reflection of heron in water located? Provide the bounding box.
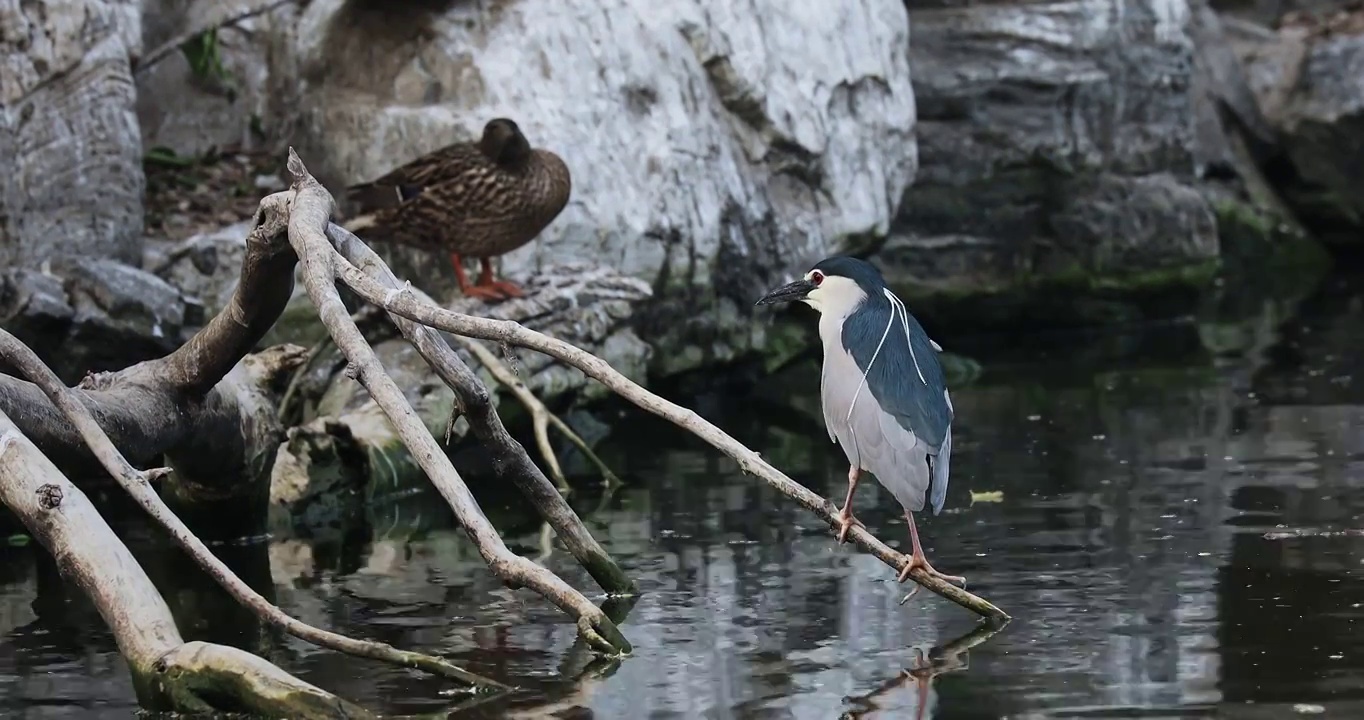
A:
[839,619,1009,720]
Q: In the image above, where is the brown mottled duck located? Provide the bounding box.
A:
[343,118,571,301]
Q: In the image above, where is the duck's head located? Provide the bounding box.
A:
[479,118,532,167]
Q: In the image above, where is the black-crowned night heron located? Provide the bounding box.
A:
[756,256,965,588]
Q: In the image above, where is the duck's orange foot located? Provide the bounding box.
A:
[461,280,526,303]
[484,280,525,299]
[462,284,511,302]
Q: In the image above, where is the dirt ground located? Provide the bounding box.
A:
[142,146,284,243]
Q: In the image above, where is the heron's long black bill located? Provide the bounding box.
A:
[755,279,817,306]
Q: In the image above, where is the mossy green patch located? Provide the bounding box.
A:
[889,257,1220,334]
[1212,197,1330,284]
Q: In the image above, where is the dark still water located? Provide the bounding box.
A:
[3,271,1363,719]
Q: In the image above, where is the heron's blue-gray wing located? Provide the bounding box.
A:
[841,291,954,514]
[821,342,933,513]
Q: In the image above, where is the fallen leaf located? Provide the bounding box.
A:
[969,490,1004,505]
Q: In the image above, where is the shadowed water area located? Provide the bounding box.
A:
[2,269,1362,719]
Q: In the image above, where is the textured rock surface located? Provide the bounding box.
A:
[134,0,277,154]
[145,219,256,315]
[265,0,917,375]
[1228,9,1364,244]
[1,0,145,267]
[886,0,1225,321]
[0,258,190,382]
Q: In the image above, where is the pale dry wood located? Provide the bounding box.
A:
[326,222,634,595]
[456,335,623,490]
[0,327,508,690]
[286,149,633,652]
[330,244,1011,622]
[0,409,373,717]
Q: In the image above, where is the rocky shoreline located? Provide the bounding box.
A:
[3,0,1359,506]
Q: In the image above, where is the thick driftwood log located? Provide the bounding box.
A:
[0,328,506,689]
[162,343,308,519]
[284,149,632,653]
[0,409,374,718]
[0,194,299,478]
[327,223,635,596]
[330,238,1011,622]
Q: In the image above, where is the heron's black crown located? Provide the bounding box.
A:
[810,256,888,295]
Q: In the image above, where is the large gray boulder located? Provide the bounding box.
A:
[1,0,145,267]
[885,0,1227,326]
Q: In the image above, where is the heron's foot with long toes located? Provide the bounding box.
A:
[897,551,966,587]
[834,507,865,544]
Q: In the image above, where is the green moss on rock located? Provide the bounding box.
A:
[889,257,1221,334]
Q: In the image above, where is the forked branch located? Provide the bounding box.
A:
[455,334,623,489]
[285,149,633,653]
[327,224,634,594]
[0,409,375,717]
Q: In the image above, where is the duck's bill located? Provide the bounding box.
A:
[755,279,817,306]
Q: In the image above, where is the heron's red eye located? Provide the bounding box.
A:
[811,271,824,286]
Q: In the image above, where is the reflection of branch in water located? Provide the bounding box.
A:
[840,618,1009,720]
[419,596,638,718]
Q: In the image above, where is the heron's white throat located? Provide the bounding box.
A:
[800,273,865,319]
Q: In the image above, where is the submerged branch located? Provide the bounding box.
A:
[330,247,1010,621]
[287,149,632,653]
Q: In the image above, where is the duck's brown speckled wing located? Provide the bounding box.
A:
[344,143,481,215]
[345,143,571,258]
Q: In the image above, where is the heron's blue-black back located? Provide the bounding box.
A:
[841,295,951,448]
[839,289,954,513]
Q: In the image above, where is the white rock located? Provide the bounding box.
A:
[135,0,916,373]
[283,0,917,319]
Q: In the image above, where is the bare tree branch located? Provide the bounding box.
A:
[0,192,299,476]
[328,224,634,592]
[456,334,623,489]
[132,0,298,77]
[329,238,1011,622]
[161,192,299,396]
